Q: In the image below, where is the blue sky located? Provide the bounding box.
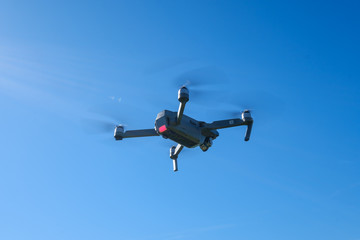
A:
[0,1,359,239]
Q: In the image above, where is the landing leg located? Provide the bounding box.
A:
[170,144,184,172]
[172,158,178,172]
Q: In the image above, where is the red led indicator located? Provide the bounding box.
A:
[159,125,167,133]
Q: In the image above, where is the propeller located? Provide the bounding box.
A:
[206,90,285,126]
[82,104,129,135]
[82,117,127,134]
[174,66,227,86]
[173,66,228,102]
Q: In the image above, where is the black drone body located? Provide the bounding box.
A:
[114,87,253,171]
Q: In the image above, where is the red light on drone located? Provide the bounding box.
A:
[159,125,167,133]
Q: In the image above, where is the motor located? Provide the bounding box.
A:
[241,110,253,141]
[114,125,125,140]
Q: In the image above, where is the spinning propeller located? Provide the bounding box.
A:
[172,66,228,103]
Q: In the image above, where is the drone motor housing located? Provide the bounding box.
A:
[178,86,189,103]
[241,110,253,141]
[242,110,252,122]
[114,125,125,140]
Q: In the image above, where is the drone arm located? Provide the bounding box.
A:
[114,127,159,140]
[204,112,253,141]
[206,118,246,130]
[177,102,186,125]
[123,129,159,138]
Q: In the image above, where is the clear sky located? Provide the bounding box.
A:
[0,1,359,239]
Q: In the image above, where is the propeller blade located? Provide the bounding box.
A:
[82,117,127,135]
[200,90,285,127]
[172,66,228,104]
[174,66,228,88]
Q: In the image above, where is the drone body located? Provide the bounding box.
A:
[114,87,253,171]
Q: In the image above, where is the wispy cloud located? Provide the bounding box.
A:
[0,48,100,119]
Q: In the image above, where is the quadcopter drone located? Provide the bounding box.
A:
[114,86,253,172]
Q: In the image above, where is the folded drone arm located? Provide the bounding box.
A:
[114,127,159,140]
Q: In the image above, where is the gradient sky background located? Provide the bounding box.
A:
[0,1,359,239]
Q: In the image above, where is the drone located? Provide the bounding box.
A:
[114,86,253,172]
